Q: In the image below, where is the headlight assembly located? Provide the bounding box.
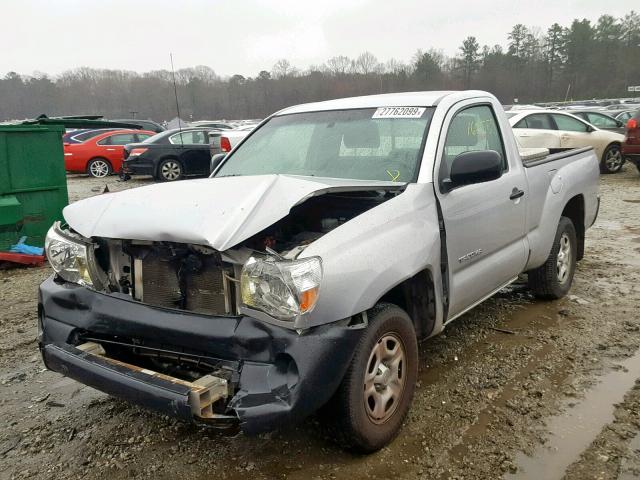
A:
[45,222,105,289]
[241,256,322,321]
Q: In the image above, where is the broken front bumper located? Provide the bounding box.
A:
[38,276,364,433]
[42,342,227,421]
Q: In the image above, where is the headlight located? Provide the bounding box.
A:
[45,222,102,288]
[241,256,322,321]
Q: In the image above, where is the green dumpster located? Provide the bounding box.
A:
[0,124,69,251]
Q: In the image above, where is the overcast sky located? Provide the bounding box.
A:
[1,0,636,78]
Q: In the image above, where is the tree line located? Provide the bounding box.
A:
[2,11,640,122]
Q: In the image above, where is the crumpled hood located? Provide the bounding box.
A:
[63,174,405,251]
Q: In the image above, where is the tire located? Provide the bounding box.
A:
[87,158,112,178]
[330,303,418,453]
[528,216,577,299]
[600,143,624,174]
[157,158,183,182]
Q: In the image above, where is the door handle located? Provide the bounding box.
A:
[510,188,525,200]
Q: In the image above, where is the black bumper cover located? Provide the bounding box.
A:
[43,343,195,421]
[121,158,155,176]
[39,276,364,433]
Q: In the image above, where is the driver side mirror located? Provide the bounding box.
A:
[447,150,503,190]
[210,153,226,174]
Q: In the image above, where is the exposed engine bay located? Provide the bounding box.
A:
[89,189,400,318]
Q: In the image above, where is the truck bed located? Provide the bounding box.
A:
[521,145,599,271]
[520,146,594,167]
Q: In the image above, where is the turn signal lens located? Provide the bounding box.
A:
[298,287,319,313]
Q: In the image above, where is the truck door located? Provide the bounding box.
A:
[435,101,528,320]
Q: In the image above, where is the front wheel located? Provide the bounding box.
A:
[600,144,624,174]
[157,159,183,182]
[330,303,418,453]
[528,216,577,299]
[87,158,112,178]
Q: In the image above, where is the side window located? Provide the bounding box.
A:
[99,134,136,145]
[523,114,554,130]
[136,133,152,142]
[440,105,507,183]
[586,113,616,128]
[552,114,589,132]
[170,131,207,145]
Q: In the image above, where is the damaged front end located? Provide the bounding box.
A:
[39,183,402,432]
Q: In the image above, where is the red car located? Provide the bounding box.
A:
[622,111,640,174]
[64,129,155,177]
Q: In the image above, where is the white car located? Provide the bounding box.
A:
[508,109,625,173]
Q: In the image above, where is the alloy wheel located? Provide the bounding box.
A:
[89,160,110,178]
[605,147,623,172]
[161,161,181,181]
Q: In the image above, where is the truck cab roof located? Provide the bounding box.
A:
[276,90,491,115]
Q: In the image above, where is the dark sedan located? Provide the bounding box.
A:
[122,128,222,181]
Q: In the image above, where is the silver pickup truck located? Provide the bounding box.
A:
[39,90,599,452]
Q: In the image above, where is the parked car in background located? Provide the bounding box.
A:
[614,110,638,123]
[567,110,625,134]
[62,128,119,145]
[64,129,155,177]
[41,90,599,452]
[111,119,165,133]
[216,129,252,153]
[605,104,640,112]
[122,127,221,181]
[509,110,625,174]
[622,111,640,175]
[190,120,236,130]
[234,124,258,131]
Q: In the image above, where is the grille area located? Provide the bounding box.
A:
[140,256,182,309]
[184,255,228,314]
[132,245,234,316]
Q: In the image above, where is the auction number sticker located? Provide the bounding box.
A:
[372,107,426,118]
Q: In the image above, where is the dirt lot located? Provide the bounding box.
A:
[1,167,639,480]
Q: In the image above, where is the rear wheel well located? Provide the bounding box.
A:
[87,157,112,170]
[561,195,585,261]
[378,269,436,340]
[601,142,622,163]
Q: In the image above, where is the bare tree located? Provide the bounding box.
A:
[354,52,380,75]
[326,55,352,75]
[272,59,294,79]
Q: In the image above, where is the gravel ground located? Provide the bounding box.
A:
[0,167,639,480]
